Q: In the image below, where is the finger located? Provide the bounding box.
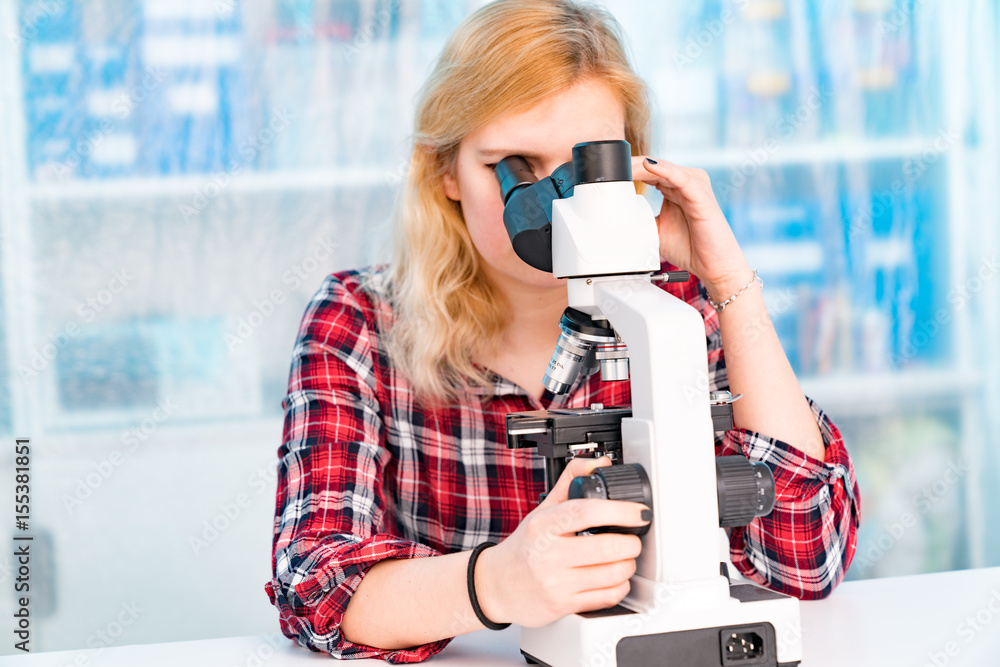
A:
[561,532,643,568]
[538,456,613,508]
[547,498,651,537]
[634,157,706,202]
[572,580,631,614]
[636,155,703,183]
[655,201,688,243]
[570,557,638,593]
[634,169,696,210]
[656,185,688,209]
[656,182,725,231]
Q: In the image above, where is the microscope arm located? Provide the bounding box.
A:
[569,275,730,611]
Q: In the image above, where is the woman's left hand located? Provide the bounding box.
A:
[633,156,751,297]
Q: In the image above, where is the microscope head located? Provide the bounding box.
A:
[494,140,658,279]
[494,154,574,274]
[494,140,660,394]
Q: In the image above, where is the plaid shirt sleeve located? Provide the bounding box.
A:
[693,279,861,600]
[264,274,452,663]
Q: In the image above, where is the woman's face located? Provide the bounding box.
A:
[443,77,627,292]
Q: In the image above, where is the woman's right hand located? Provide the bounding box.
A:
[475,456,651,628]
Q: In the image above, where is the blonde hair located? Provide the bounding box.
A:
[386,0,652,402]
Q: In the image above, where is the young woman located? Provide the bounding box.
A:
[265,1,859,661]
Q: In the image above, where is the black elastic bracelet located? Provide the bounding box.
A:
[467,541,511,630]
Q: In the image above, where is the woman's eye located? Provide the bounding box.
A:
[485,163,497,171]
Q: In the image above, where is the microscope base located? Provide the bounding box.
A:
[517,581,802,667]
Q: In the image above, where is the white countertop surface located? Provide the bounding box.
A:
[8,567,1000,666]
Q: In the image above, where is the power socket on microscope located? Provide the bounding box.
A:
[720,624,774,665]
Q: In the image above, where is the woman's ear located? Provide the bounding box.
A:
[442,169,460,201]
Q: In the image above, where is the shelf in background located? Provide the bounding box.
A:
[669,136,947,170]
[800,368,981,413]
[26,136,948,202]
[0,414,285,464]
[28,166,394,201]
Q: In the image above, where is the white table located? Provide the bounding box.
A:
[9,567,1000,666]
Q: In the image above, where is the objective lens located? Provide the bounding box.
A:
[595,344,629,382]
[543,309,621,394]
[543,330,593,394]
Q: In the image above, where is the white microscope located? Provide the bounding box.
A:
[495,140,803,667]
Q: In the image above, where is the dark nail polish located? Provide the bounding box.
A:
[640,509,652,522]
[645,158,658,165]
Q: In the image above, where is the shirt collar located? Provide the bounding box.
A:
[464,366,596,410]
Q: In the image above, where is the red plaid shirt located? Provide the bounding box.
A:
[265,265,860,663]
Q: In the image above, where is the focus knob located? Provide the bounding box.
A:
[568,463,652,535]
[716,456,776,527]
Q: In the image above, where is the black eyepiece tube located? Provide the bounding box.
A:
[572,139,632,186]
[495,156,537,205]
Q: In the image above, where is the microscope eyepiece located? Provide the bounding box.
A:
[571,139,633,186]
[495,155,537,205]
[493,157,575,273]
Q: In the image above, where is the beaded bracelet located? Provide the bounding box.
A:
[707,269,762,313]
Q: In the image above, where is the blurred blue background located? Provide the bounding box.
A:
[0,0,997,654]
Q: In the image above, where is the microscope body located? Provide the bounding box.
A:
[497,141,803,666]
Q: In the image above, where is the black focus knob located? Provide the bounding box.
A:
[568,463,652,535]
[716,456,776,527]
